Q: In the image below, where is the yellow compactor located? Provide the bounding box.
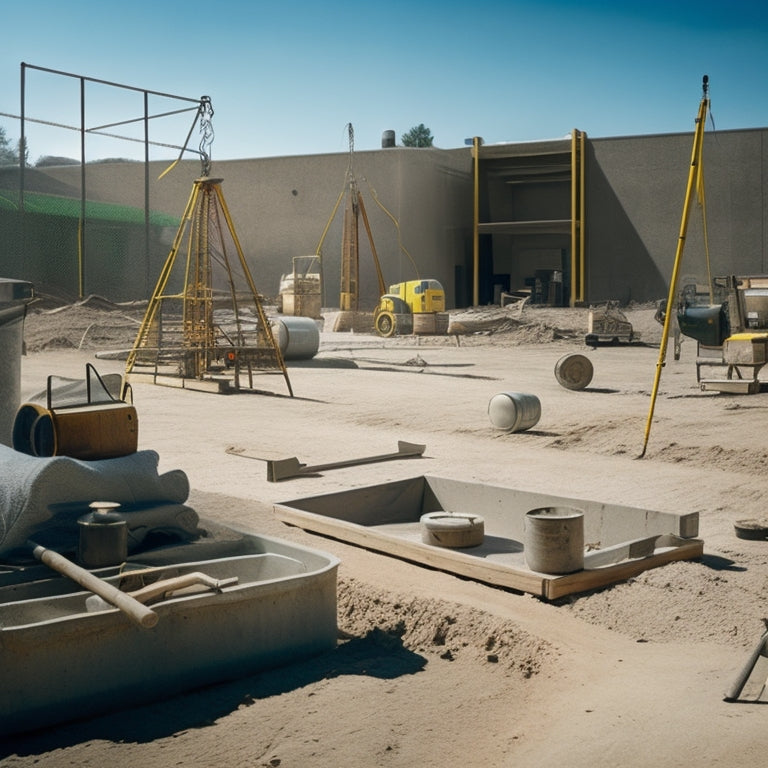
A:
[374,279,450,337]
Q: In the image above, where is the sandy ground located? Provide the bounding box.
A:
[4,299,768,767]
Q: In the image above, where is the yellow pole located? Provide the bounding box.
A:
[124,180,200,379]
[570,129,586,306]
[214,183,293,397]
[77,217,84,300]
[472,136,480,306]
[639,77,709,458]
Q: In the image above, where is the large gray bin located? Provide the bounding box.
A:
[0,279,34,446]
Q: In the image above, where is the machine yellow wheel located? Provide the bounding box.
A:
[375,311,396,337]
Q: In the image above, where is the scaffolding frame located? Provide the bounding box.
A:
[16,62,204,298]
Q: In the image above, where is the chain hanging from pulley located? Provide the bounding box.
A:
[158,94,216,180]
[198,95,214,177]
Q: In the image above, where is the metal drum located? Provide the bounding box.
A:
[77,502,127,569]
[487,392,541,432]
[554,353,594,390]
[272,317,320,360]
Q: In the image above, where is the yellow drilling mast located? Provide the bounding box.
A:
[124,99,292,396]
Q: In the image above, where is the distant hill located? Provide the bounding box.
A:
[0,166,80,196]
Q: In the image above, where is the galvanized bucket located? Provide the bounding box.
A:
[524,506,584,574]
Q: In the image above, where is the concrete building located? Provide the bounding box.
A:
[2,125,766,309]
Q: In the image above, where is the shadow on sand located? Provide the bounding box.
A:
[3,628,427,756]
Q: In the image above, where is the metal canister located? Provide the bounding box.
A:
[554,353,594,391]
[524,506,585,574]
[271,317,321,360]
[488,392,541,432]
[77,501,127,568]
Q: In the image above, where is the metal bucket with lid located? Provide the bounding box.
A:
[78,501,127,568]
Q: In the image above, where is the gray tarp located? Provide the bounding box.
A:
[0,445,199,557]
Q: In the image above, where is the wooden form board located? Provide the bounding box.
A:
[274,475,703,600]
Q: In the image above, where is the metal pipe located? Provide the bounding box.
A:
[19,63,26,265]
[21,62,199,104]
[79,76,86,300]
[472,137,480,306]
[19,64,26,212]
[144,90,151,297]
[579,130,586,303]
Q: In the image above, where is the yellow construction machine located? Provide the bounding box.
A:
[675,274,768,394]
[317,124,450,337]
[373,279,449,337]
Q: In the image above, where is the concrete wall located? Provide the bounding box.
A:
[40,147,473,309]
[586,128,768,304]
[17,127,768,308]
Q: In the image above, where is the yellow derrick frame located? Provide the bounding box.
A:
[124,176,292,397]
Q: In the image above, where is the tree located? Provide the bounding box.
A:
[35,155,79,167]
[0,125,18,165]
[401,124,434,148]
[92,157,139,164]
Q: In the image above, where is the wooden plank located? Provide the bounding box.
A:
[274,504,548,596]
[700,379,760,394]
[274,503,704,600]
[543,538,704,600]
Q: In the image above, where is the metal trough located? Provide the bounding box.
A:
[0,526,339,737]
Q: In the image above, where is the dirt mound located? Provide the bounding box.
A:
[22,302,611,355]
[23,303,142,353]
[338,577,553,677]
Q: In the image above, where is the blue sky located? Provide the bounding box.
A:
[1,0,766,164]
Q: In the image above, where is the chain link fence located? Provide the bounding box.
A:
[0,169,178,301]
